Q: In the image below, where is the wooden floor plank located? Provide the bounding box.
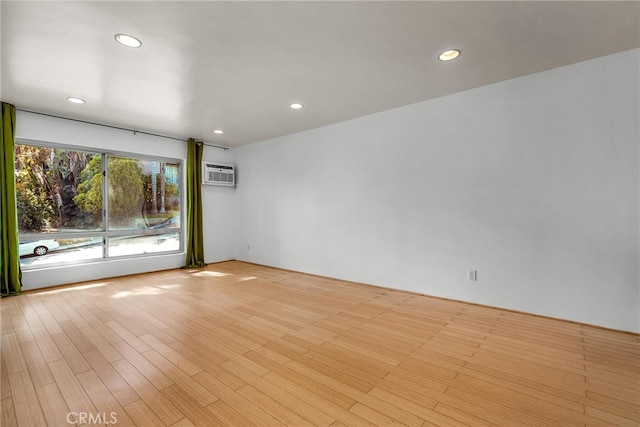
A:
[58,319,95,353]
[0,357,12,400]
[111,358,184,425]
[207,399,256,426]
[50,332,92,375]
[30,327,63,364]
[433,400,528,427]
[141,349,216,407]
[455,362,585,413]
[261,371,377,427]
[28,296,63,336]
[169,417,197,427]
[18,339,54,389]
[47,359,97,418]
[450,373,599,426]
[348,402,406,427]
[367,386,443,423]
[585,391,640,422]
[18,299,45,331]
[8,370,47,426]
[462,361,588,405]
[106,320,152,353]
[445,385,560,427]
[124,399,165,427]
[1,396,18,427]
[82,349,140,407]
[220,359,335,427]
[586,377,640,406]
[139,334,203,376]
[79,325,123,363]
[161,384,223,427]
[192,371,286,427]
[237,384,314,427]
[1,333,28,374]
[215,325,291,365]
[243,351,356,410]
[285,360,425,426]
[112,341,173,390]
[585,405,640,427]
[76,370,136,426]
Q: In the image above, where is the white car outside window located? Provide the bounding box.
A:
[19,239,60,257]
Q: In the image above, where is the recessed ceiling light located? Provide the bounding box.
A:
[438,49,461,61]
[67,97,86,104]
[115,33,142,48]
[289,103,304,110]
[213,129,224,134]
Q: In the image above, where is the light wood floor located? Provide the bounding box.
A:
[1,261,638,426]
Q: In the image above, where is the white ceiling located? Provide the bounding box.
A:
[2,1,639,147]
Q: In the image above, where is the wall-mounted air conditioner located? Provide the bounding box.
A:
[202,162,235,187]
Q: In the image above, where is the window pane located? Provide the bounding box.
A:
[19,237,103,267]
[108,157,180,230]
[108,233,180,257]
[17,143,182,269]
[16,145,103,232]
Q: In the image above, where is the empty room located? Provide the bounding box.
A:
[1,1,638,426]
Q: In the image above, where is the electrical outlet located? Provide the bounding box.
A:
[468,270,477,281]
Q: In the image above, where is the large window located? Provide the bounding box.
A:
[15,143,181,268]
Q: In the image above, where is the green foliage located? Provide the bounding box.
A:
[15,145,95,230]
[142,175,180,210]
[108,158,144,222]
[74,156,103,214]
[15,145,54,231]
[73,173,102,213]
[15,185,53,232]
[74,156,145,226]
[164,182,179,205]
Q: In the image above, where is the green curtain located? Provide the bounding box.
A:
[183,138,206,268]
[0,102,22,296]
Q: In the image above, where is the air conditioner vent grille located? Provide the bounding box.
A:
[202,162,235,187]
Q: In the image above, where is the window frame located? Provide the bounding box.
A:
[16,138,184,270]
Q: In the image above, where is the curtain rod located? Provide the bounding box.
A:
[16,109,230,151]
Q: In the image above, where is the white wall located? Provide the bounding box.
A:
[15,112,237,290]
[235,49,640,332]
[201,145,238,263]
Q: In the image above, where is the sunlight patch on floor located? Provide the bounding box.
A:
[111,286,168,298]
[28,282,108,295]
[236,276,257,282]
[190,270,230,278]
